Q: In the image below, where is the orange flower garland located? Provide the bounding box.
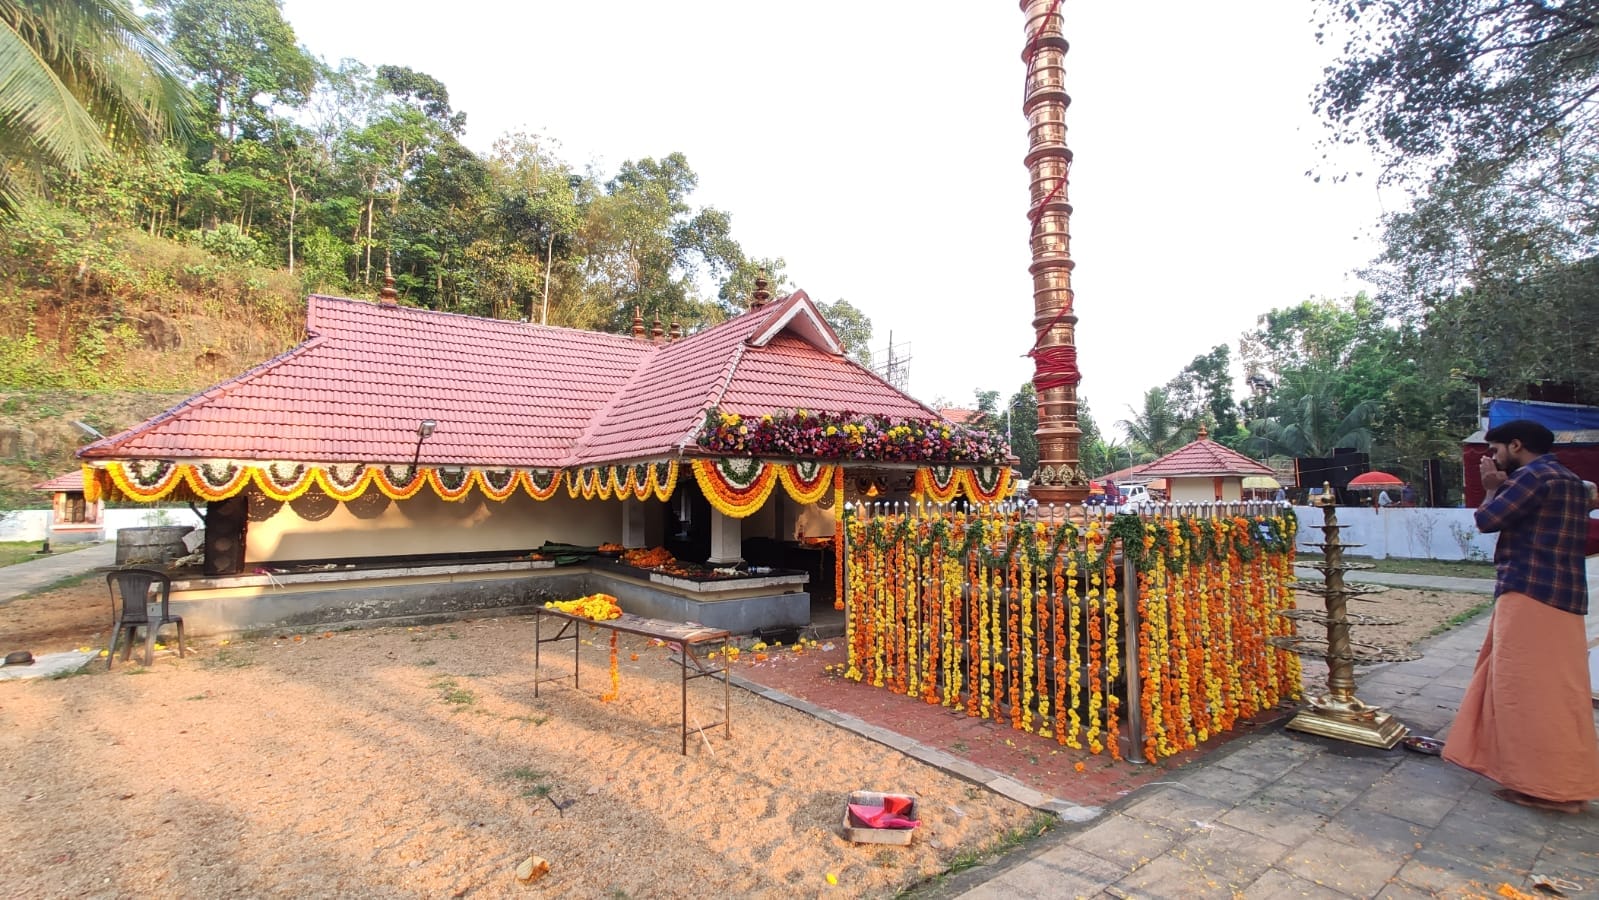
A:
[692,458,778,518]
[914,466,963,503]
[838,503,1299,765]
[777,461,836,505]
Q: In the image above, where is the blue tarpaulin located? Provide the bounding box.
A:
[1486,399,1599,432]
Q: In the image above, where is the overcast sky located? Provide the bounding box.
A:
[279,0,1396,437]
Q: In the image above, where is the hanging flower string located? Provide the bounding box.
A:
[838,505,1299,762]
[546,593,624,702]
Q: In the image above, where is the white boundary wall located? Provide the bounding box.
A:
[1292,505,1502,561]
[0,507,204,543]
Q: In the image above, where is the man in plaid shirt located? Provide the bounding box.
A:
[1442,419,1599,813]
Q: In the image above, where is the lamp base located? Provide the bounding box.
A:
[1284,702,1409,749]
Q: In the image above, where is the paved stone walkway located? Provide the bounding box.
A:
[0,541,115,606]
[926,565,1599,899]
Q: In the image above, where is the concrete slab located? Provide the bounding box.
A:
[0,649,96,681]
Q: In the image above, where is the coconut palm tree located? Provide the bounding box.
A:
[0,0,193,212]
[1118,387,1193,462]
[1243,367,1379,458]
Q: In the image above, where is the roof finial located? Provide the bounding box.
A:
[749,270,772,310]
[651,311,664,342]
[631,307,646,339]
[669,318,682,341]
[380,256,398,306]
[1197,421,1210,441]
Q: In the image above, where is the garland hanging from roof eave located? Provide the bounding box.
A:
[88,456,986,508]
[692,457,780,518]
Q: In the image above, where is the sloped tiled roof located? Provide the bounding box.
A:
[939,407,987,426]
[80,296,652,467]
[1136,437,1275,478]
[35,470,86,492]
[569,291,939,464]
[80,291,941,469]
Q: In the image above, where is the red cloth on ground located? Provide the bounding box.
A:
[1442,592,1599,803]
[847,797,919,829]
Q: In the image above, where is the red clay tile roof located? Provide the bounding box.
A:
[80,296,652,467]
[938,407,987,426]
[80,291,941,469]
[568,291,939,464]
[1135,438,1275,478]
[35,470,86,492]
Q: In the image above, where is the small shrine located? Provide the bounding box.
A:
[33,469,103,544]
[1127,423,1277,503]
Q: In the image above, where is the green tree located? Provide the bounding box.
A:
[815,298,873,366]
[583,153,743,332]
[1165,344,1239,440]
[1315,0,1599,405]
[1118,387,1192,462]
[1244,366,1379,458]
[1005,383,1039,476]
[0,0,193,212]
[337,65,463,286]
[1314,0,1599,186]
[148,0,314,161]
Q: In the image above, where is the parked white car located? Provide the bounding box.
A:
[1115,483,1157,511]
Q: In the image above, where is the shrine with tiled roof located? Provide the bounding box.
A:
[1132,423,1275,503]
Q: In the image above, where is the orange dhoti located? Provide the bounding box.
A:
[1443,592,1599,802]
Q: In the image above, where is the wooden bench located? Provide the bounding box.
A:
[532,608,732,754]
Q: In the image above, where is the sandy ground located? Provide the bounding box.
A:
[0,576,1491,898]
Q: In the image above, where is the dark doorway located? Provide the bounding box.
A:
[664,478,711,562]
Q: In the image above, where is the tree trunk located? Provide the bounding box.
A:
[287,181,298,275]
[364,195,374,285]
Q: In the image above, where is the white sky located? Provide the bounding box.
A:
[279,0,1397,438]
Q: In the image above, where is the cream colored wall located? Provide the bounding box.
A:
[244,488,652,563]
[1168,477,1243,503]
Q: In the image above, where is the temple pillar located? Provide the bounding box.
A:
[621,499,649,549]
[706,510,743,565]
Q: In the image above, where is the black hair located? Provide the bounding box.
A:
[1482,419,1556,454]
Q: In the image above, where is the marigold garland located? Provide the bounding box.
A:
[524,468,562,501]
[840,505,1299,764]
[316,465,377,502]
[80,465,103,503]
[426,468,478,502]
[369,465,428,501]
[106,460,182,501]
[777,461,836,505]
[477,468,521,502]
[691,458,778,518]
[89,455,822,510]
[914,466,962,503]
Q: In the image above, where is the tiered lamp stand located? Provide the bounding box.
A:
[1269,487,1417,749]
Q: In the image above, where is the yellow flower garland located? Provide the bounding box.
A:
[691,458,778,518]
[777,461,836,505]
[839,505,1299,764]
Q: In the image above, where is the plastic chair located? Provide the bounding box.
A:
[107,569,184,668]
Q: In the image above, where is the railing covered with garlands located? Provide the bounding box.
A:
[839,501,1301,763]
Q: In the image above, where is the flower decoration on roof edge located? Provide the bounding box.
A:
[696,408,1010,467]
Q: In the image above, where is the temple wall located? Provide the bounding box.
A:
[1168,477,1243,503]
[244,488,655,563]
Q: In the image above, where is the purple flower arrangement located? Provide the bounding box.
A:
[696,408,1010,466]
